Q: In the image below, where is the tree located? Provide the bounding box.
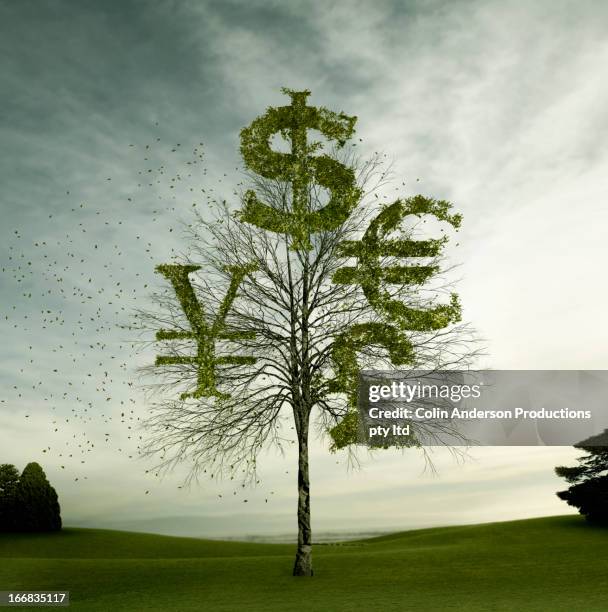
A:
[136,88,478,576]
[556,429,608,524]
[0,464,20,532]
[14,462,62,532]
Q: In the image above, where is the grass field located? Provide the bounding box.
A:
[1,515,606,611]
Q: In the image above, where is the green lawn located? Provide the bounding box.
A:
[1,515,606,611]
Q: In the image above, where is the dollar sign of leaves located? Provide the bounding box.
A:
[238,88,362,250]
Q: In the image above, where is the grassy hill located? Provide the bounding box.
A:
[1,515,607,611]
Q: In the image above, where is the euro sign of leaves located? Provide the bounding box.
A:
[155,263,257,400]
[238,88,362,251]
[333,195,462,330]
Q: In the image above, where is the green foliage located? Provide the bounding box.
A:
[328,196,462,449]
[11,462,61,532]
[0,464,20,532]
[152,88,465,455]
[328,323,415,406]
[556,429,608,524]
[238,88,361,251]
[155,263,257,400]
[333,196,462,331]
[326,411,360,452]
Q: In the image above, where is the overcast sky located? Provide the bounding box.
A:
[1,0,607,539]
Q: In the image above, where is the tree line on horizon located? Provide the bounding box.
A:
[556,429,608,525]
[0,462,61,532]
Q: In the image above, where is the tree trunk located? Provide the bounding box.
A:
[292,411,313,576]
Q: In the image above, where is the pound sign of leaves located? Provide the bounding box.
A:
[238,88,362,251]
[155,263,257,400]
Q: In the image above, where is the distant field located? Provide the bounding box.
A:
[1,516,607,611]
